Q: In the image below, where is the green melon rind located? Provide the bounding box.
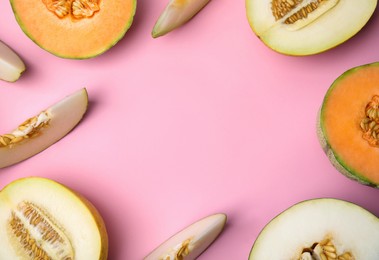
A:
[317,62,379,188]
[9,0,137,59]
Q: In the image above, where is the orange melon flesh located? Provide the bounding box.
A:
[11,0,136,59]
[320,63,379,185]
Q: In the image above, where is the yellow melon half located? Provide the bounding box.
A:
[318,62,379,187]
[10,0,136,59]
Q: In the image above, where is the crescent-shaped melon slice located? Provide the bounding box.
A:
[0,41,25,82]
[0,88,88,168]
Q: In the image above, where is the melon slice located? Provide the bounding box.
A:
[152,0,211,38]
[318,62,379,188]
[0,177,108,259]
[145,213,226,260]
[10,0,136,59]
[0,41,25,82]
[0,88,88,168]
[249,198,379,259]
[246,0,377,55]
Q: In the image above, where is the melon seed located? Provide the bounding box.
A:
[9,201,74,260]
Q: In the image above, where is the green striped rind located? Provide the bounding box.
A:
[9,0,137,59]
[317,63,379,188]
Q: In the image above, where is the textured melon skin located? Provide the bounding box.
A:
[317,63,379,188]
[10,0,137,59]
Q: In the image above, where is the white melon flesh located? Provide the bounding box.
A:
[249,198,379,259]
[0,88,88,168]
[0,177,108,260]
[0,41,25,82]
[152,0,211,38]
[246,0,377,55]
[145,213,226,260]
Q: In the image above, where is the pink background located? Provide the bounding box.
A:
[1,1,379,259]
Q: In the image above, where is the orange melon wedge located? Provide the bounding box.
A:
[318,62,379,187]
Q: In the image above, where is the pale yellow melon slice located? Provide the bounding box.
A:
[152,0,211,38]
[0,88,88,168]
[0,177,108,259]
[0,41,25,82]
[145,213,226,260]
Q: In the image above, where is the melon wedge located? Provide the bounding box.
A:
[10,0,136,59]
[318,62,379,188]
[152,0,211,38]
[145,213,226,259]
[0,88,88,168]
[0,41,25,82]
[246,0,377,55]
[0,177,108,259]
[249,198,379,259]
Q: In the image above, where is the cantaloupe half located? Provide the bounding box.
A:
[10,0,136,59]
[318,62,379,188]
[246,0,377,55]
[0,177,108,259]
[0,88,88,168]
[249,198,379,259]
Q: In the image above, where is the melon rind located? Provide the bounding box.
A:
[249,198,379,259]
[317,62,379,188]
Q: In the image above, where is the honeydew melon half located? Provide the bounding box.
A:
[145,213,226,260]
[0,88,88,168]
[249,198,379,259]
[0,177,108,259]
[246,0,377,55]
[10,0,136,59]
[0,40,25,82]
[318,62,379,188]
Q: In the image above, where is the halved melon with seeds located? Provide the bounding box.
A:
[145,213,226,260]
[10,0,136,59]
[249,198,379,259]
[0,88,88,168]
[246,0,377,55]
[0,177,108,259]
[318,62,379,187]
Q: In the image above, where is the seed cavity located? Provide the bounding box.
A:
[9,201,74,260]
[42,0,100,20]
[360,95,379,147]
[271,0,339,30]
[0,111,50,149]
[298,238,354,260]
[160,238,192,260]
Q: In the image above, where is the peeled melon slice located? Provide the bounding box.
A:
[0,177,108,259]
[249,198,379,259]
[246,0,377,55]
[10,0,136,59]
[145,213,226,260]
[0,88,88,168]
[318,62,379,188]
[0,41,25,82]
[152,0,211,38]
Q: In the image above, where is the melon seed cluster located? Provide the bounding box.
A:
[299,238,354,260]
[360,95,379,146]
[42,0,100,19]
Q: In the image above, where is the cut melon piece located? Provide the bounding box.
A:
[145,213,226,260]
[318,62,379,187]
[10,0,136,59]
[0,40,25,82]
[0,88,88,168]
[249,198,379,259]
[0,177,108,259]
[246,0,377,55]
[152,0,210,38]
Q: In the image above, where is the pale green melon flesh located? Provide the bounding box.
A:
[249,199,379,259]
[145,213,226,260]
[0,41,25,82]
[0,88,88,168]
[246,0,377,55]
[0,177,107,260]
